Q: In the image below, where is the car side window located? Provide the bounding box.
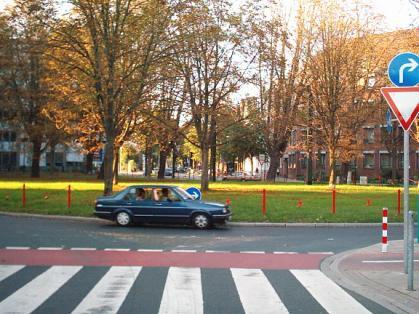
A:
[123,188,137,201]
[152,188,181,202]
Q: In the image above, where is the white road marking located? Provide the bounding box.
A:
[103,248,130,251]
[0,266,81,314]
[72,266,141,314]
[205,250,229,253]
[240,251,265,254]
[5,246,30,250]
[273,252,297,254]
[307,252,334,255]
[171,250,197,253]
[159,267,203,314]
[38,247,63,250]
[0,265,24,282]
[137,249,163,252]
[231,268,289,314]
[362,259,419,263]
[70,248,97,251]
[291,269,371,314]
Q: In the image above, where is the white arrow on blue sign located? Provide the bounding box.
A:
[388,52,419,87]
[186,187,202,200]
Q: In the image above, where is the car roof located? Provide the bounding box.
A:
[126,185,179,189]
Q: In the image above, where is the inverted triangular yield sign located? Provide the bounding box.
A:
[381,86,419,131]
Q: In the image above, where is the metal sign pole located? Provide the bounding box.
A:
[403,130,409,274]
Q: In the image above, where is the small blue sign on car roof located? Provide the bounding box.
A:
[186,187,202,200]
[388,52,419,87]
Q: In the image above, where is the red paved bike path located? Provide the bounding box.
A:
[0,249,326,269]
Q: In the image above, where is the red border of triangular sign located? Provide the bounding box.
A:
[380,86,419,131]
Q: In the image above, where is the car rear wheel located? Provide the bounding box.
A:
[193,213,211,229]
[115,211,131,226]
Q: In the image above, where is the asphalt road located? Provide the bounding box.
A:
[0,214,403,314]
[0,214,404,252]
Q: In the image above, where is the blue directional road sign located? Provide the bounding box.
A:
[186,187,202,200]
[388,52,419,87]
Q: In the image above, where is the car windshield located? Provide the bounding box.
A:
[173,187,195,200]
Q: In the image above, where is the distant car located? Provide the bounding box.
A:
[221,171,261,181]
[94,185,232,229]
[164,168,173,177]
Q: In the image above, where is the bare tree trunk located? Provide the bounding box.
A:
[172,147,176,179]
[31,139,42,178]
[211,139,216,182]
[158,149,168,179]
[201,146,209,191]
[341,162,348,184]
[49,145,56,173]
[86,152,93,174]
[328,147,336,186]
[103,140,115,195]
[97,162,104,179]
[306,150,313,185]
[145,145,153,178]
[113,147,119,185]
[266,151,280,181]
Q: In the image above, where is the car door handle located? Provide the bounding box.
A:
[126,202,133,205]
[155,203,163,206]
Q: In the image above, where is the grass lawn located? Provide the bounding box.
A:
[0,174,417,223]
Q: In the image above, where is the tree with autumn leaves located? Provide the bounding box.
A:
[1,0,416,192]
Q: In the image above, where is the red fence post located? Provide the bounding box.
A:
[22,183,26,208]
[332,188,336,214]
[67,185,71,209]
[397,189,401,216]
[262,189,266,216]
[382,207,388,252]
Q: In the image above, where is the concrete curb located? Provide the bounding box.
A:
[0,211,405,227]
[321,242,418,314]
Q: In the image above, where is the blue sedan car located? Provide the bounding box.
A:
[94,185,231,229]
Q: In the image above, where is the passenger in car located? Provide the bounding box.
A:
[136,188,146,200]
[161,188,171,201]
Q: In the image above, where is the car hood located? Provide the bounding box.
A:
[96,195,115,201]
[193,200,225,208]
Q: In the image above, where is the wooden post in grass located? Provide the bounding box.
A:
[262,189,266,216]
[22,183,26,208]
[67,185,71,209]
[332,188,336,214]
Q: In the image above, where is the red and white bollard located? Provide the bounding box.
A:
[382,207,388,253]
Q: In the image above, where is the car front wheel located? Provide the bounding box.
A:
[193,213,211,229]
[115,211,131,226]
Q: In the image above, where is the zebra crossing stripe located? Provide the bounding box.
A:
[291,270,371,314]
[231,268,289,314]
[159,267,203,314]
[0,265,24,282]
[71,266,141,314]
[0,266,81,314]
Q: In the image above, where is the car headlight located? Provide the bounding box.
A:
[223,208,227,213]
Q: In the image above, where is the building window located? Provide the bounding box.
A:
[289,154,295,169]
[0,131,16,142]
[364,128,374,144]
[363,153,375,169]
[380,153,391,169]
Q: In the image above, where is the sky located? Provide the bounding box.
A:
[0,0,417,30]
[0,0,418,30]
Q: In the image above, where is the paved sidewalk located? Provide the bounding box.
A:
[322,240,419,314]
